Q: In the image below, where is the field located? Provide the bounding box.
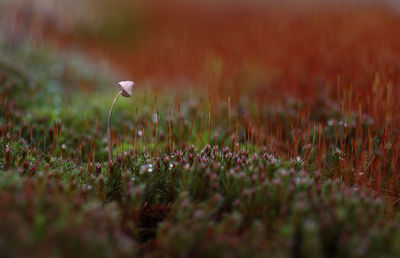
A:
[1,0,400,257]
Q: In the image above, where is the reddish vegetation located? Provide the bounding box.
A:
[49,2,399,130]
[70,3,400,96]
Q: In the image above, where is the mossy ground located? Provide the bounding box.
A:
[2,1,400,257]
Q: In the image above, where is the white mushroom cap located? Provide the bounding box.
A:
[118,81,134,97]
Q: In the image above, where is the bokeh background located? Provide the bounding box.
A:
[2,0,400,100]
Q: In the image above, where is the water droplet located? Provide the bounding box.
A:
[140,164,153,174]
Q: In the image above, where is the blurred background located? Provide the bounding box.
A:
[1,0,400,102]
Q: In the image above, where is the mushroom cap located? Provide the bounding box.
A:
[118,81,134,97]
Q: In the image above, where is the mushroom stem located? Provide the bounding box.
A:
[107,90,123,162]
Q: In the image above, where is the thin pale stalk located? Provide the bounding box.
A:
[108,90,122,161]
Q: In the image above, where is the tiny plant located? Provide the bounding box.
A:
[107,81,134,161]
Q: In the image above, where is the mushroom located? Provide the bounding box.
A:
[107,81,134,161]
